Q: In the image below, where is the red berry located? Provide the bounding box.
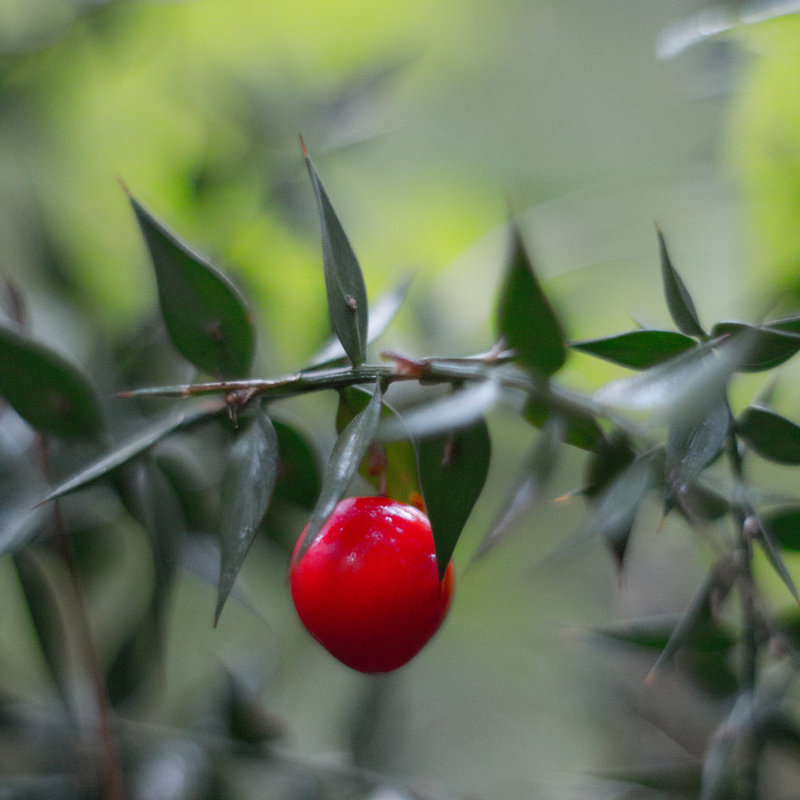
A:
[289,496,454,673]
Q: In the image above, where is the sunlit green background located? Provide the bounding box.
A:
[2,1,800,798]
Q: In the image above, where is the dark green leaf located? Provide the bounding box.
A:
[0,325,104,439]
[496,223,566,376]
[473,415,562,561]
[43,402,225,503]
[646,555,739,683]
[665,395,729,511]
[308,277,411,367]
[216,409,279,624]
[379,378,501,441]
[337,386,420,505]
[13,549,70,707]
[273,420,320,510]
[711,321,800,372]
[418,417,491,577]
[761,506,800,551]
[524,396,604,450]
[751,514,800,603]
[129,194,255,379]
[701,693,753,800]
[579,452,658,570]
[737,405,800,464]
[106,612,160,708]
[657,227,705,336]
[584,433,635,497]
[303,144,368,367]
[571,329,696,369]
[595,766,701,793]
[295,382,382,560]
[225,671,285,744]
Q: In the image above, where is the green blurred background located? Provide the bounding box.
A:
[2,1,800,798]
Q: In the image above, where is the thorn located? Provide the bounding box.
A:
[299,134,309,159]
[118,177,131,197]
[643,669,657,687]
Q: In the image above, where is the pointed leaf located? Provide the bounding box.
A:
[12,549,70,707]
[378,378,501,441]
[273,420,321,510]
[761,505,800,551]
[0,325,104,439]
[572,329,696,370]
[418,417,491,577]
[308,277,411,367]
[473,415,562,561]
[44,402,225,503]
[712,321,800,372]
[665,394,729,510]
[303,145,368,367]
[216,409,279,624]
[646,555,739,682]
[129,195,255,379]
[737,405,800,464]
[295,382,382,560]
[337,386,420,504]
[751,514,800,603]
[657,228,705,336]
[496,223,566,376]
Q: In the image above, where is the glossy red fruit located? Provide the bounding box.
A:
[290,496,454,673]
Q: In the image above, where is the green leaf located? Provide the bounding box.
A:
[760,505,800,551]
[0,325,104,440]
[665,395,729,511]
[750,514,800,603]
[308,277,411,367]
[473,415,562,561]
[571,329,696,370]
[43,402,226,503]
[378,378,501,442]
[337,386,420,505]
[215,409,279,625]
[657,227,705,336]
[418,417,491,577]
[12,549,70,708]
[646,555,739,683]
[711,321,800,372]
[496,222,566,376]
[273,420,321,510]
[584,433,636,497]
[294,382,382,560]
[524,395,604,451]
[303,144,369,367]
[737,405,800,464]
[129,194,255,379]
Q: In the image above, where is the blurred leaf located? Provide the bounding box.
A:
[12,548,70,709]
[673,481,731,523]
[595,335,743,413]
[225,671,285,745]
[701,692,753,800]
[129,194,255,379]
[657,227,705,336]
[596,765,701,793]
[303,144,368,367]
[524,395,604,450]
[711,321,800,372]
[665,394,729,511]
[44,402,226,503]
[737,405,800,464]
[308,277,411,367]
[106,612,160,708]
[584,433,636,498]
[379,378,501,441]
[572,329,696,369]
[496,223,566,376]
[418,417,491,577]
[294,382,382,560]
[761,505,800,550]
[0,324,104,440]
[215,409,278,625]
[273,420,320,510]
[337,386,420,504]
[646,555,739,684]
[578,453,658,570]
[473,415,562,561]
